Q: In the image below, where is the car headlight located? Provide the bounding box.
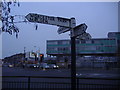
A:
[34,66,36,67]
[54,66,56,68]
[46,66,49,68]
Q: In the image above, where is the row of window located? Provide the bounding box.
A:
[47,39,116,45]
[47,47,70,51]
[47,45,116,52]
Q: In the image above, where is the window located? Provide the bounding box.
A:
[92,40,94,44]
[86,40,91,44]
[94,40,100,44]
[58,41,62,44]
[47,41,57,45]
[58,47,69,51]
[76,40,80,44]
[62,41,70,44]
[47,47,57,51]
[84,46,96,50]
[81,40,86,43]
[96,46,100,50]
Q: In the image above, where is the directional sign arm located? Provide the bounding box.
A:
[78,33,92,40]
[57,26,70,34]
[72,23,88,37]
[25,13,71,27]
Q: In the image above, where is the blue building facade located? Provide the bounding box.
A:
[47,32,120,56]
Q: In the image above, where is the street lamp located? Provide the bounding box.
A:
[24,47,26,59]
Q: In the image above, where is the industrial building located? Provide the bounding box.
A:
[46,32,120,68]
[47,32,120,56]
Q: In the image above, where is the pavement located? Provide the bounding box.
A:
[76,68,120,79]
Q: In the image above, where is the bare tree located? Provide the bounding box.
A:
[0,0,39,38]
[0,0,20,38]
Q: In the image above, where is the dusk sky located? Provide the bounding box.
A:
[2,2,118,58]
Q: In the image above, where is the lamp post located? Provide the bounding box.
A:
[24,47,26,59]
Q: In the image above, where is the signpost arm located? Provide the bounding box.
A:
[70,18,76,90]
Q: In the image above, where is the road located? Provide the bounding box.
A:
[2,67,70,77]
[2,66,120,78]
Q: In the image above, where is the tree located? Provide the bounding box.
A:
[0,0,39,38]
[0,0,20,38]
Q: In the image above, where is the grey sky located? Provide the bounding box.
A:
[2,2,118,58]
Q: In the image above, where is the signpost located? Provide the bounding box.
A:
[70,18,76,90]
[57,26,70,34]
[25,13,71,27]
[78,32,92,40]
[72,23,87,37]
[26,13,91,90]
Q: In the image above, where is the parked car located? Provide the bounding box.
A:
[26,64,39,68]
[2,63,9,67]
[40,63,50,69]
[8,64,14,68]
[48,64,59,69]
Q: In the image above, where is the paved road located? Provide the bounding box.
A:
[2,67,70,77]
[2,67,120,78]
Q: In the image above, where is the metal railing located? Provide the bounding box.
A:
[2,76,120,90]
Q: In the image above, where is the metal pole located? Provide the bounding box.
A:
[70,18,76,90]
[28,76,30,90]
[77,78,79,90]
[71,36,76,90]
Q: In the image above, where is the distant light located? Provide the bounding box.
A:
[40,54,43,57]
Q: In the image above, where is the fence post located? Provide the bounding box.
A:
[77,78,79,90]
[28,76,30,90]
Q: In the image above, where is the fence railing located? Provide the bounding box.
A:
[2,76,120,90]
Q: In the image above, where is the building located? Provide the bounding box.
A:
[46,32,120,68]
[25,52,44,64]
[47,32,120,57]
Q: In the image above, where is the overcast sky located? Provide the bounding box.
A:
[2,2,118,58]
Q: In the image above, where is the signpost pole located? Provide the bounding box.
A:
[71,36,76,90]
[70,18,76,90]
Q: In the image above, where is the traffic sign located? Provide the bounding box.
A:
[72,23,87,37]
[25,13,71,27]
[78,32,92,40]
[57,26,70,34]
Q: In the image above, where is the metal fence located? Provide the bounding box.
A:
[2,76,120,90]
